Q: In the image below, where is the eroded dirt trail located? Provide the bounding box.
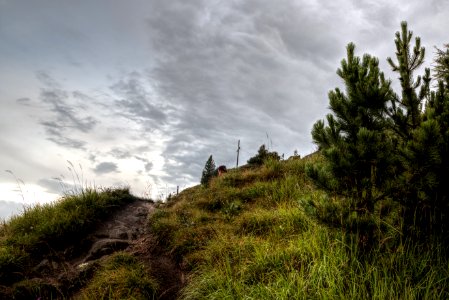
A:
[33,200,184,299]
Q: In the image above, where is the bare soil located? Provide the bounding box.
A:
[7,200,185,299]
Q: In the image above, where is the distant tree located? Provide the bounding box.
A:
[293,150,300,159]
[247,144,280,166]
[201,155,216,186]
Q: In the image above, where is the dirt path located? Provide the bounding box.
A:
[30,200,184,299]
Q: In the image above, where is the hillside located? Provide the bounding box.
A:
[1,155,449,299]
[0,188,182,299]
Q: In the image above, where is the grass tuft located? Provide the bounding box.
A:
[78,252,158,300]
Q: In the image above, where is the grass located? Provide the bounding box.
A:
[0,187,139,297]
[2,154,448,299]
[77,252,158,300]
[151,156,449,299]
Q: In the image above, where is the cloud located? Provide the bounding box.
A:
[134,155,154,173]
[140,0,346,183]
[34,71,99,149]
[93,162,119,175]
[0,200,24,221]
[41,123,87,149]
[16,97,31,104]
[109,148,132,160]
[110,71,171,132]
[144,162,153,172]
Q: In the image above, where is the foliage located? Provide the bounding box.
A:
[386,22,448,235]
[247,144,280,166]
[309,42,395,214]
[201,155,216,186]
[150,158,449,299]
[309,21,449,237]
[433,44,449,83]
[387,21,429,133]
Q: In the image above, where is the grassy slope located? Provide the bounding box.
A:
[1,156,448,299]
[151,156,449,299]
[0,187,157,299]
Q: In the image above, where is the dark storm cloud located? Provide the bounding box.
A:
[145,0,340,125]
[93,162,119,175]
[143,0,344,182]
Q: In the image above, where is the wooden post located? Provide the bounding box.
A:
[236,140,241,168]
[177,186,179,195]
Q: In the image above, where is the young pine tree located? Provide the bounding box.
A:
[433,44,449,84]
[399,43,449,235]
[387,21,430,136]
[309,43,395,214]
[386,22,440,235]
[201,155,216,186]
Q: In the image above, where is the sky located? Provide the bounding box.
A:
[1,0,448,220]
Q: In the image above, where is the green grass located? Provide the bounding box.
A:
[151,157,449,299]
[0,187,138,294]
[77,252,158,300]
[2,154,448,299]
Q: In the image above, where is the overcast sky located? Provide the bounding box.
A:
[1,0,448,220]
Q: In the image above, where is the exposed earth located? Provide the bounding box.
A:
[7,200,184,299]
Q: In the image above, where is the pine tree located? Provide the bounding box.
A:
[385,22,441,234]
[400,45,449,234]
[308,20,449,238]
[201,155,216,186]
[433,44,449,83]
[309,43,395,214]
[387,21,429,135]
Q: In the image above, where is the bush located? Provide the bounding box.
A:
[247,145,280,166]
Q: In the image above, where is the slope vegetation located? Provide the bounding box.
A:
[1,156,448,299]
[151,156,449,299]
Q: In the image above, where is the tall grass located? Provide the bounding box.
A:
[150,157,449,299]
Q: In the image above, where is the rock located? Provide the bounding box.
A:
[83,239,130,262]
[108,226,130,240]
